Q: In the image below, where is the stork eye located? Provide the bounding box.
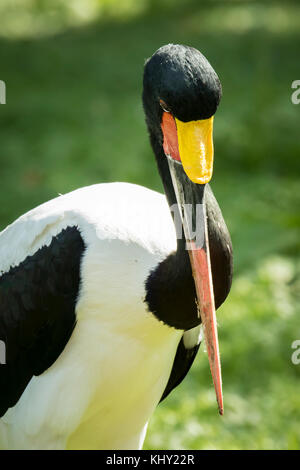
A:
[159,99,171,113]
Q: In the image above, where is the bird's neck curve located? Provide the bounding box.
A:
[145,127,200,330]
[144,126,233,330]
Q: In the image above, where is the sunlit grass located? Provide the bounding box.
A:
[0,1,299,450]
[145,255,300,450]
[1,1,300,39]
[0,0,150,39]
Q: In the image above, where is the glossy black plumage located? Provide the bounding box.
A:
[145,184,233,330]
[0,226,85,417]
[160,337,199,402]
[143,44,232,402]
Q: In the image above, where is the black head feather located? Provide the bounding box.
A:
[143,43,222,139]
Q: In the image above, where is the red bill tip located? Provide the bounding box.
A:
[188,243,223,415]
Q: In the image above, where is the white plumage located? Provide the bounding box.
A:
[0,183,196,449]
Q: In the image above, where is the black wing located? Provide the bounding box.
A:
[0,226,85,417]
[160,185,233,402]
[160,337,200,402]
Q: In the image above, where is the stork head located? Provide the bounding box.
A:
[143,43,221,183]
[143,44,224,415]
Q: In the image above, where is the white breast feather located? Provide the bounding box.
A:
[0,183,182,450]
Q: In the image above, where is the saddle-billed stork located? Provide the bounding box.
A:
[0,44,233,449]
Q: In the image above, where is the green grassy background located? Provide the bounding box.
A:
[0,0,299,450]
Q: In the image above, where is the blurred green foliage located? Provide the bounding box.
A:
[0,0,299,450]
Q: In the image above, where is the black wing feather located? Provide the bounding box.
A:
[160,338,200,402]
[0,226,85,417]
